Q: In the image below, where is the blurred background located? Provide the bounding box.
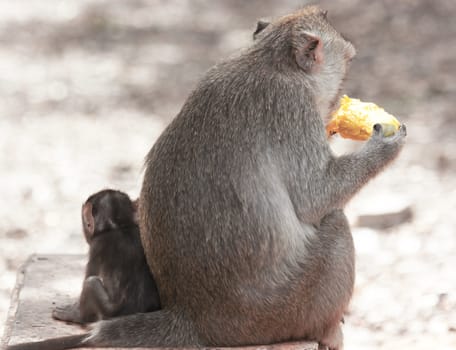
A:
[0,0,455,349]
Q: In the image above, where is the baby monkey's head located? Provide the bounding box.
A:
[82,189,137,243]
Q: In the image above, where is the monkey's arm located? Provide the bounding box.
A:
[53,276,121,324]
[52,277,102,324]
[81,276,122,319]
[308,124,406,219]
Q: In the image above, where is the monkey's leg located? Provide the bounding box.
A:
[81,276,121,318]
[307,210,353,350]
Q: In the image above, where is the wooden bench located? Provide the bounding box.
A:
[2,255,319,350]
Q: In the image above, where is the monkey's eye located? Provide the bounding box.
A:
[308,40,319,51]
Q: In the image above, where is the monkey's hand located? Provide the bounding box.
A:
[363,122,407,167]
[326,95,401,141]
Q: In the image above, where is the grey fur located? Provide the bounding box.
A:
[7,6,405,350]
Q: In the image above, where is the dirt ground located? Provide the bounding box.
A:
[1,0,455,349]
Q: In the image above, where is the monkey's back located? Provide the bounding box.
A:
[139,54,354,345]
[88,227,160,316]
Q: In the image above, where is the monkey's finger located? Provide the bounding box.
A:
[379,123,398,137]
[372,123,383,136]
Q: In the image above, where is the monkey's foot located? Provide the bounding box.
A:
[320,324,343,350]
[52,303,84,324]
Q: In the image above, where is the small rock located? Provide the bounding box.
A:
[5,228,28,239]
[355,194,413,229]
[110,163,133,180]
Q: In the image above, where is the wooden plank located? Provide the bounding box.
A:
[2,255,318,350]
[2,255,87,348]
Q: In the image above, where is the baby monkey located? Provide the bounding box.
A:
[52,189,160,324]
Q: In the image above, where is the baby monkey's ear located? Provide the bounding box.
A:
[131,198,140,225]
[82,202,95,239]
[253,20,270,39]
[294,32,324,73]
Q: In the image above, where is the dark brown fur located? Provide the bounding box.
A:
[52,189,160,324]
[7,6,405,350]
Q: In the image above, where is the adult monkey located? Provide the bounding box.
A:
[7,6,405,350]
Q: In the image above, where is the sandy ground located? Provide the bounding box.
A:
[0,1,455,349]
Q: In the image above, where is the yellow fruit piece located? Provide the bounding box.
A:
[326,95,401,141]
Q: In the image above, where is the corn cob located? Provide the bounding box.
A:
[326,95,401,141]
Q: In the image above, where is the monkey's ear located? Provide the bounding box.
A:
[82,202,95,239]
[294,33,323,73]
[253,20,270,39]
[131,199,140,225]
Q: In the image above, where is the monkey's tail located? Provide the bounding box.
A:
[6,333,88,350]
[84,309,201,347]
[6,309,199,350]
